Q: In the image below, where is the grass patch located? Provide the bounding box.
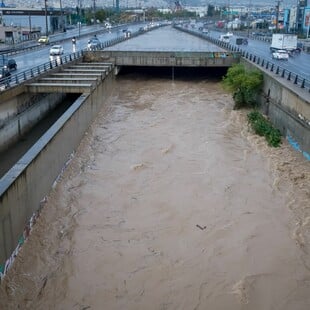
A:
[247,111,282,147]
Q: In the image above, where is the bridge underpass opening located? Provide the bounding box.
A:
[117,66,229,79]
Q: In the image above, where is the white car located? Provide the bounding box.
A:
[272,50,289,60]
[49,45,64,56]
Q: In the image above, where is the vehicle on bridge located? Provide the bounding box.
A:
[5,59,17,70]
[49,45,64,56]
[219,34,230,43]
[38,36,49,44]
[270,34,298,53]
[0,55,17,71]
[236,38,248,45]
[0,67,11,89]
[87,36,101,51]
[272,49,289,60]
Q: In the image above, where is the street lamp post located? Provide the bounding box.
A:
[275,0,282,32]
[59,0,64,32]
[78,0,81,37]
[44,0,48,36]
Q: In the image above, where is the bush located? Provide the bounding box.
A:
[222,64,263,109]
[247,111,282,147]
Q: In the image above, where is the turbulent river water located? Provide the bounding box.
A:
[1,71,309,310]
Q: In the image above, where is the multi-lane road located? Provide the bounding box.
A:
[3,23,310,83]
[10,24,135,72]
[208,29,310,81]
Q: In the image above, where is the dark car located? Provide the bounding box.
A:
[0,67,11,87]
[87,37,101,51]
[6,59,17,70]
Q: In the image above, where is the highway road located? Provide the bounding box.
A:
[3,24,310,83]
[9,23,144,72]
[208,29,310,80]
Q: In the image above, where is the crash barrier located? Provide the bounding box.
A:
[0,67,115,278]
[174,25,310,92]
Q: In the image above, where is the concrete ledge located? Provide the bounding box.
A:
[40,78,99,84]
[50,73,105,81]
[26,83,94,93]
[62,69,108,73]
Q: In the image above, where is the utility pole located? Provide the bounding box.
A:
[44,0,48,36]
[275,0,281,32]
[59,0,64,32]
[77,0,82,37]
[93,0,96,24]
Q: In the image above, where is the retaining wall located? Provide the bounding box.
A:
[241,58,310,155]
[0,69,114,266]
[0,93,66,152]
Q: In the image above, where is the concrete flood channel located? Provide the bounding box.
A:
[0,67,310,309]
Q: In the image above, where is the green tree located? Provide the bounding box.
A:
[222,63,263,109]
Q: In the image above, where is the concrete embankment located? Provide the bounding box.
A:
[0,67,114,268]
[241,58,310,158]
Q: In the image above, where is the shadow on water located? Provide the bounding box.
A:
[118,66,229,81]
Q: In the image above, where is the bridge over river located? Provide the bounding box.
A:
[0,25,310,310]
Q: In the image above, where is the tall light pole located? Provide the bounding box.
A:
[59,0,64,32]
[93,0,96,24]
[275,0,282,32]
[78,0,82,37]
[44,0,48,36]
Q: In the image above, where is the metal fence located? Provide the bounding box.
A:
[0,26,152,92]
[174,25,310,92]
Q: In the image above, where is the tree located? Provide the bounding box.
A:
[222,63,263,109]
[207,5,215,17]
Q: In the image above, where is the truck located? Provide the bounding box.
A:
[270,34,298,53]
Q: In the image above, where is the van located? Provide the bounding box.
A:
[219,35,230,43]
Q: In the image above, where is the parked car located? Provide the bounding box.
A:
[38,36,49,44]
[0,67,11,87]
[49,45,64,56]
[5,59,17,71]
[87,37,101,51]
[272,50,289,60]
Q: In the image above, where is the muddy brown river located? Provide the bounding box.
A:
[1,72,309,310]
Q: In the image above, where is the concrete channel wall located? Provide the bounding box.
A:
[241,58,310,155]
[0,93,66,153]
[0,58,82,153]
[0,69,114,266]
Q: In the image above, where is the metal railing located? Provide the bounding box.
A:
[0,25,160,92]
[0,51,84,91]
[174,25,310,92]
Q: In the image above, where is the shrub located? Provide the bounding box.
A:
[222,64,263,109]
[247,111,282,147]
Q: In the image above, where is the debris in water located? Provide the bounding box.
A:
[196,224,207,230]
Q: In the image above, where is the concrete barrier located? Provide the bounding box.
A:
[241,58,310,156]
[0,69,114,266]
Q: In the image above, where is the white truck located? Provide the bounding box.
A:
[270,34,298,53]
